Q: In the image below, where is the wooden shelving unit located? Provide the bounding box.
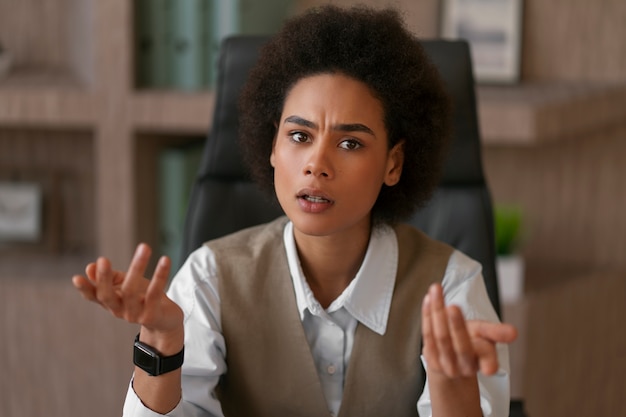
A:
[0,0,215,267]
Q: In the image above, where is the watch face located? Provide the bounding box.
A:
[134,342,159,373]
[133,337,183,376]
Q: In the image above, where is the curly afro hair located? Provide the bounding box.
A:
[238,5,451,225]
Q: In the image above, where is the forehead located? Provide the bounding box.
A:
[281,73,385,126]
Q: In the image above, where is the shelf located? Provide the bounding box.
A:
[0,67,89,89]
[131,91,215,134]
[477,82,626,145]
[0,88,96,129]
[0,87,215,134]
[0,67,96,128]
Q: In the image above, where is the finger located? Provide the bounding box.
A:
[472,321,518,344]
[145,256,171,304]
[473,338,499,375]
[122,243,152,293]
[72,275,99,304]
[85,262,97,282]
[94,256,123,314]
[120,244,153,321]
[421,293,441,371]
[447,305,478,376]
[429,284,458,377]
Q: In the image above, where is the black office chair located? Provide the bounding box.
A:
[180,35,526,417]
[180,35,500,314]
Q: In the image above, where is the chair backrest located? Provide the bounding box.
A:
[180,35,501,317]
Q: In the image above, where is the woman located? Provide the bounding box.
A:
[73,5,517,417]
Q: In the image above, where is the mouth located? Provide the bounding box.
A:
[296,189,334,205]
[301,195,332,203]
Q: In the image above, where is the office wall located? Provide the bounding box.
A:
[522,0,626,82]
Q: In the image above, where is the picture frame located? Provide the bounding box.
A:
[440,0,524,84]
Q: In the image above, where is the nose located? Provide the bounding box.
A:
[303,141,333,178]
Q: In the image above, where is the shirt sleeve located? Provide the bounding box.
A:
[122,246,227,417]
[417,250,511,417]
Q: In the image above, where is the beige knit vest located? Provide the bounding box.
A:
[208,217,453,417]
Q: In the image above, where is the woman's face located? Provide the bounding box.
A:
[270,73,403,239]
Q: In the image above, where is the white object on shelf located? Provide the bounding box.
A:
[497,254,525,303]
[0,182,42,242]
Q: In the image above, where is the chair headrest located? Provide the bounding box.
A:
[199,36,270,180]
[421,41,484,186]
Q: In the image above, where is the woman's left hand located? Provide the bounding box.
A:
[421,283,518,378]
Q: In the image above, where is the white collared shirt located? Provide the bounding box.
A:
[123,221,510,417]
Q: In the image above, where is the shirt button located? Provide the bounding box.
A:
[327,364,336,375]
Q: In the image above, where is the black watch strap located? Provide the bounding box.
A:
[133,333,184,376]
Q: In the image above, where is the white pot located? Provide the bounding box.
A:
[496,254,525,303]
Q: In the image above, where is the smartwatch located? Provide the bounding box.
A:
[133,334,184,376]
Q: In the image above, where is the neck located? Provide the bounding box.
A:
[294,225,371,309]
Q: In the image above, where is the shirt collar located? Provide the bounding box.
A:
[283,221,398,335]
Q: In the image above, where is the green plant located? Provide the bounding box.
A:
[494,205,523,256]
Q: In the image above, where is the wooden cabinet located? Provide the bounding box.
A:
[0,0,214,267]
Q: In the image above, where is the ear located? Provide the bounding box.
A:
[270,128,278,168]
[384,140,404,186]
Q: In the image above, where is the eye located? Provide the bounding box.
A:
[289,131,310,143]
[338,138,362,150]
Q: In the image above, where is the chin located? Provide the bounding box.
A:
[288,211,372,239]
[289,214,336,237]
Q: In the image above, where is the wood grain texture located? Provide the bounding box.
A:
[521,0,626,82]
[132,91,215,134]
[484,124,626,270]
[0,88,96,128]
[0,274,138,417]
[478,83,626,145]
[0,0,68,71]
[521,268,626,417]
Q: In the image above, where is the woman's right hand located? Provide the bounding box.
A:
[72,243,184,351]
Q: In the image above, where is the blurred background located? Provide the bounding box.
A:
[0,0,624,416]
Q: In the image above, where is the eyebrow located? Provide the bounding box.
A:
[283,115,375,137]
